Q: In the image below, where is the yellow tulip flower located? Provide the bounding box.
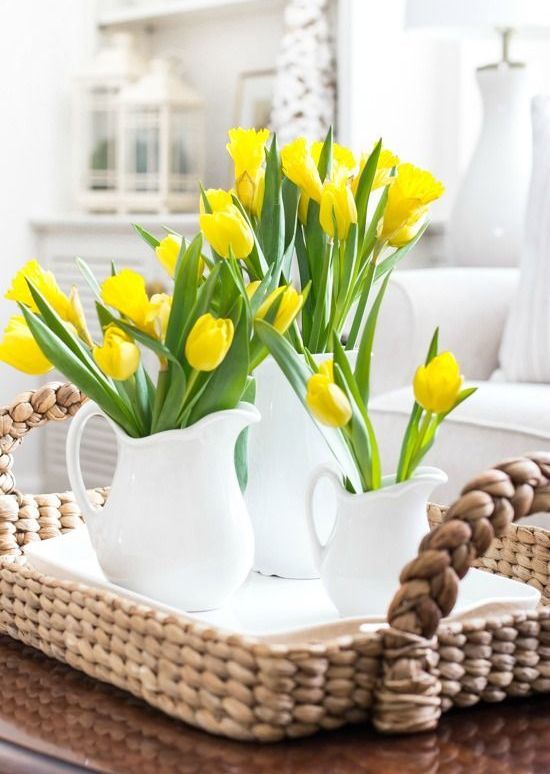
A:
[312,141,356,183]
[185,313,234,372]
[227,127,269,179]
[281,137,323,202]
[155,234,182,278]
[319,180,357,240]
[256,285,304,334]
[352,147,400,195]
[227,128,269,215]
[93,325,140,381]
[245,280,261,299]
[6,259,92,343]
[144,293,172,341]
[200,208,254,259]
[413,352,463,414]
[200,188,234,214]
[379,163,444,247]
[0,315,52,375]
[306,364,352,428]
[101,269,152,333]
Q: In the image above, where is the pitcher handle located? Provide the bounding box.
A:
[306,465,341,571]
[66,401,108,524]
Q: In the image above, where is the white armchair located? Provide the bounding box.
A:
[369,268,550,503]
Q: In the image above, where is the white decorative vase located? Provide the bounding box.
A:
[306,466,447,618]
[66,401,260,611]
[499,95,550,382]
[246,353,357,579]
[448,65,531,268]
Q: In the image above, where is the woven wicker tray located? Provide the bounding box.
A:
[0,382,549,742]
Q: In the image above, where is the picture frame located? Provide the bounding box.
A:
[234,68,276,130]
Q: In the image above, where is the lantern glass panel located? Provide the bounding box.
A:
[169,109,202,195]
[125,107,160,192]
[87,86,118,191]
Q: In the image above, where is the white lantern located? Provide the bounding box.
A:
[75,32,144,212]
[119,59,205,213]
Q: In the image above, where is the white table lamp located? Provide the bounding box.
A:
[406,0,550,267]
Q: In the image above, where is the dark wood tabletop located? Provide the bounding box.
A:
[0,634,548,774]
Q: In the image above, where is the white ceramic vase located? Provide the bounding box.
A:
[448,65,531,268]
[499,95,550,382]
[306,466,447,618]
[66,401,260,611]
[246,354,357,580]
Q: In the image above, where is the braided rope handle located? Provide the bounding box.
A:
[0,382,86,494]
[374,452,550,733]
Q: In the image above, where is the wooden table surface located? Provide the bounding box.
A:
[0,634,548,774]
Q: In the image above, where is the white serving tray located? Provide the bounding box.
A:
[23,527,541,641]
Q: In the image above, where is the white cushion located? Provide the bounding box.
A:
[370,381,550,504]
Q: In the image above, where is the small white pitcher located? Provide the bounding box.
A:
[306,466,447,618]
[66,401,260,612]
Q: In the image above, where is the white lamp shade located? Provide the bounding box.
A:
[406,0,550,36]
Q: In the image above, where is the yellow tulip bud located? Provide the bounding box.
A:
[200,207,254,259]
[306,371,352,428]
[144,293,172,341]
[101,269,153,334]
[200,188,234,215]
[256,285,304,334]
[93,325,140,381]
[0,315,52,375]
[281,137,323,202]
[379,163,444,247]
[227,127,269,179]
[68,285,93,346]
[6,259,70,316]
[236,168,265,216]
[413,352,463,414]
[298,193,310,224]
[319,180,357,240]
[155,234,182,278]
[185,313,234,371]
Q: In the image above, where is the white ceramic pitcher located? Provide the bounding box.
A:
[306,465,447,618]
[66,401,260,612]
[246,353,357,579]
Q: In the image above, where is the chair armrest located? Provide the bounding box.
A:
[370,268,518,396]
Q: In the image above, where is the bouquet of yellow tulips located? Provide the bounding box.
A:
[256,315,476,492]
[199,127,444,354]
[0,230,303,449]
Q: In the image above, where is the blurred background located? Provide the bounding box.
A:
[2,0,550,493]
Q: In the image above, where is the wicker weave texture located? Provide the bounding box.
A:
[1,382,550,740]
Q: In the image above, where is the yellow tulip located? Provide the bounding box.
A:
[319,180,357,240]
[256,285,304,334]
[352,147,400,196]
[0,315,52,375]
[306,366,352,428]
[298,193,310,224]
[312,141,356,183]
[413,352,463,414]
[144,293,172,341]
[100,269,152,333]
[379,163,444,247]
[6,259,71,318]
[235,168,265,216]
[227,127,269,179]
[185,313,234,371]
[93,325,140,381]
[200,188,234,214]
[200,208,254,259]
[155,235,182,277]
[281,137,323,202]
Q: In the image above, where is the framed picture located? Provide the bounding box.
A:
[234,68,276,130]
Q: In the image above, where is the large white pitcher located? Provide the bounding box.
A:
[306,466,447,618]
[66,401,260,611]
